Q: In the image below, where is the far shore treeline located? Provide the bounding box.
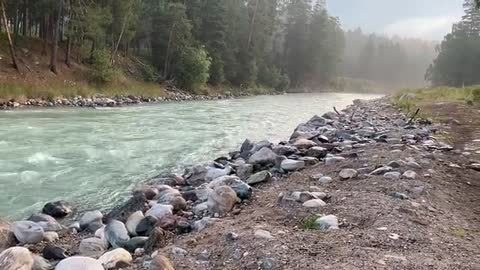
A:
[0,0,479,96]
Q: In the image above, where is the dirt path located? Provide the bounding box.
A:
[154,99,480,270]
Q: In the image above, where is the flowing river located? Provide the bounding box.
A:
[0,93,381,219]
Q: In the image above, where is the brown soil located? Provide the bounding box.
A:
[152,100,480,270]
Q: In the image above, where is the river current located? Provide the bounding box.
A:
[0,93,381,218]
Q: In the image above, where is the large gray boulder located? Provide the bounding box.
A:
[98,248,132,269]
[0,247,34,270]
[104,220,130,249]
[248,147,278,166]
[12,221,44,244]
[125,211,144,237]
[145,204,173,220]
[207,186,240,215]
[79,238,107,258]
[79,210,103,231]
[207,176,252,200]
[246,171,272,185]
[55,257,104,270]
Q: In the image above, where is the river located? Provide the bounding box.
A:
[0,93,381,219]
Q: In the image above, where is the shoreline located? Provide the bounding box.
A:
[2,96,477,269]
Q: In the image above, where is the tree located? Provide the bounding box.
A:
[0,0,19,71]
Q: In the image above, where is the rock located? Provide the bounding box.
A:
[303,199,327,208]
[339,169,358,180]
[254,229,274,240]
[183,165,208,186]
[0,247,33,270]
[37,221,63,232]
[324,156,345,165]
[98,248,132,269]
[144,228,168,254]
[55,257,104,270]
[318,176,333,185]
[197,250,211,261]
[157,193,186,212]
[145,204,174,220]
[207,176,252,200]
[136,216,158,236]
[281,159,305,171]
[246,171,272,185]
[80,210,103,231]
[171,247,188,257]
[68,222,81,232]
[305,147,327,158]
[293,138,317,149]
[126,211,144,237]
[226,232,239,241]
[176,219,192,235]
[403,170,417,179]
[12,221,44,244]
[258,257,276,270]
[390,192,409,200]
[33,254,51,270]
[205,166,232,181]
[157,215,177,231]
[42,201,72,218]
[133,186,159,200]
[79,238,107,258]
[315,215,339,231]
[105,192,147,223]
[105,220,130,249]
[248,147,278,166]
[28,213,56,223]
[207,186,240,215]
[0,220,15,251]
[149,254,175,270]
[384,172,401,179]
[43,231,59,242]
[236,163,254,180]
[193,217,217,232]
[370,166,393,175]
[123,237,148,253]
[272,145,298,156]
[43,245,68,260]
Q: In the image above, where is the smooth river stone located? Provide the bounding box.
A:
[80,210,103,230]
[98,248,132,269]
[126,211,144,236]
[42,201,72,218]
[12,221,44,244]
[79,238,107,258]
[0,247,34,270]
[145,204,173,220]
[105,220,130,249]
[55,257,104,270]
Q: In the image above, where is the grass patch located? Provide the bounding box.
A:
[302,216,319,230]
[452,227,466,239]
[0,80,168,101]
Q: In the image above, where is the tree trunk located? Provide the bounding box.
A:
[247,0,259,50]
[163,24,175,79]
[49,2,62,74]
[65,36,71,67]
[22,0,28,36]
[41,16,48,55]
[111,15,128,65]
[1,0,19,71]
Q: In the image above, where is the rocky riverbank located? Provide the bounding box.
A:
[1,97,480,269]
[0,87,269,110]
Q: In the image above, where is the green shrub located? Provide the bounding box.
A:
[472,87,480,103]
[174,46,211,90]
[258,66,290,91]
[141,62,160,82]
[92,49,115,83]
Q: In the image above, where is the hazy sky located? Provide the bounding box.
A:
[326,0,465,40]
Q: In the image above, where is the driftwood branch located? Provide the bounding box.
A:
[408,108,421,124]
[333,106,341,115]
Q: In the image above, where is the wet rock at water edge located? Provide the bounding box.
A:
[105,220,130,249]
[37,220,64,232]
[12,221,44,244]
[315,215,339,231]
[126,211,144,236]
[79,238,107,258]
[205,166,232,181]
[207,186,240,215]
[43,244,68,260]
[207,176,253,200]
[105,192,147,223]
[183,165,208,186]
[98,248,132,269]
[281,159,305,171]
[55,257,104,270]
[79,210,103,231]
[42,201,72,218]
[236,163,254,180]
[248,147,278,166]
[246,171,272,185]
[27,213,57,223]
[136,216,158,236]
[0,247,34,270]
[339,169,358,180]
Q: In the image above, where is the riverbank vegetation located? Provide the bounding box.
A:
[0,0,348,100]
